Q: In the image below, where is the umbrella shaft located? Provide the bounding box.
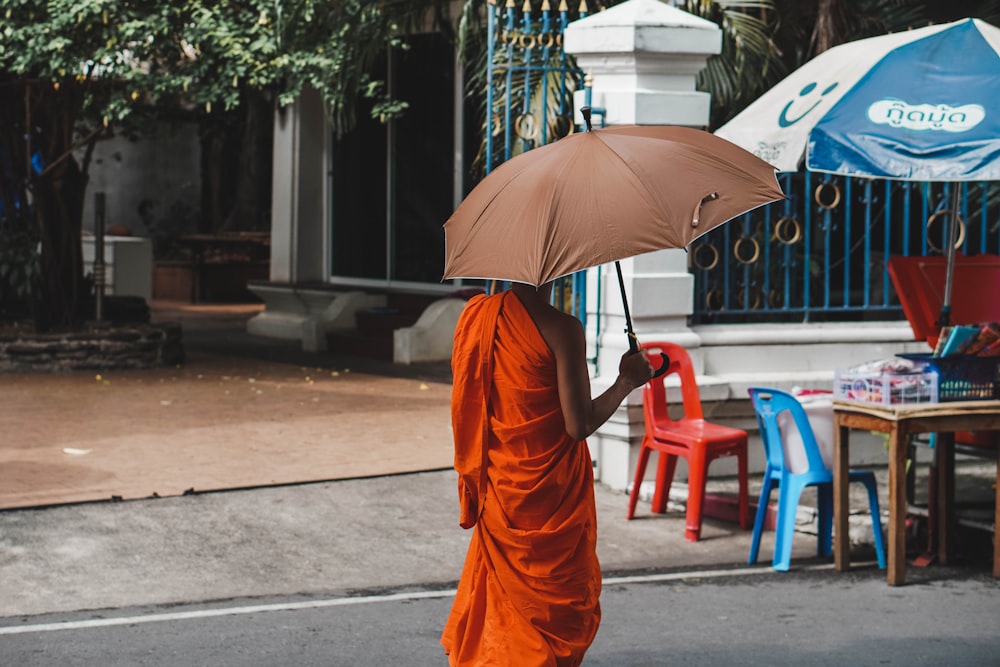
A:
[942,186,961,317]
[615,261,638,354]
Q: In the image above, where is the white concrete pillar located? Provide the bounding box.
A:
[248,87,339,350]
[564,0,721,129]
[269,86,329,283]
[564,0,722,490]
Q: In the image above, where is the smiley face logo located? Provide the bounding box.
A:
[778,81,839,128]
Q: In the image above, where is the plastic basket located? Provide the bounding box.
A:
[898,353,1000,402]
[833,369,938,405]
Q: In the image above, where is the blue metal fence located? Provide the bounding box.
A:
[485,0,588,174]
[690,175,999,324]
[483,0,591,322]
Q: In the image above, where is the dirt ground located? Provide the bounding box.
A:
[0,301,455,510]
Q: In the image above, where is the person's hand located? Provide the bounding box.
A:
[618,349,654,390]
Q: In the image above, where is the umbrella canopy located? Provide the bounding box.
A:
[715,18,1000,181]
[443,122,784,288]
[714,17,1000,327]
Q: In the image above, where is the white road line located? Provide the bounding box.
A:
[0,590,458,636]
[0,562,846,636]
[603,562,834,585]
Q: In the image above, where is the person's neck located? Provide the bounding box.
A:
[510,282,552,304]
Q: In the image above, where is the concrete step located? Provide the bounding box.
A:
[328,293,442,361]
[696,321,927,379]
[326,329,395,360]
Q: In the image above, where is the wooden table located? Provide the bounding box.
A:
[179,234,270,303]
[832,399,1000,585]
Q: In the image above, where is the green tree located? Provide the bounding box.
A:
[734,0,1000,123]
[0,0,451,331]
[456,0,1000,146]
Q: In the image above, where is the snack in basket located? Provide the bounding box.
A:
[979,338,1000,357]
[964,322,1000,356]
[932,326,953,356]
[937,325,980,356]
[834,357,937,404]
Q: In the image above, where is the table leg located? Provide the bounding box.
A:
[834,421,850,571]
[935,432,955,565]
[994,447,1000,578]
[887,426,906,586]
[191,248,204,304]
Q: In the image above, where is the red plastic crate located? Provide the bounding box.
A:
[887,254,1000,349]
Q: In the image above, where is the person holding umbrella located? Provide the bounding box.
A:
[440,280,654,666]
[439,108,783,664]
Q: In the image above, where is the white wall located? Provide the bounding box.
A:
[80,121,201,240]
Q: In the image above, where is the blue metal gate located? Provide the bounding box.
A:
[690,175,1000,324]
[483,0,596,321]
[484,0,591,173]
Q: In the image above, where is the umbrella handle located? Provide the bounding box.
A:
[651,352,670,379]
[627,333,670,379]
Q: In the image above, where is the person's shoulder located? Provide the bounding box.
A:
[457,292,494,316]
[551,307,583,330]
[454,292,495,332]
[538,306,584,351]
[467,292,492,307]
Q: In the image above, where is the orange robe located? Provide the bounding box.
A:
[441,291,601,667]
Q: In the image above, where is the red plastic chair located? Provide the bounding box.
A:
[626,341,750,542]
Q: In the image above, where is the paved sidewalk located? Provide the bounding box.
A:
[0,301,995,620]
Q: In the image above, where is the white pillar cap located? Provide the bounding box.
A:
[564,0,722,56]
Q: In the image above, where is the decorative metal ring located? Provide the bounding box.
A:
[502,30,518,46]
[538,33,555,49]
[735,287,763,310]
[555,33,562,47]
[814,181,842,210]
[773,216,802,245]
[926,210,966,253]
[733,236,761,264]
[768,288,783,309]
[491,113,503,137]
[514,113,538,140]
[518,33,536,49]
[706,288,723,311]
[548,114,573,139]
[690,243,719,271]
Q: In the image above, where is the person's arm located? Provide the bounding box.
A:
[552,315,653,441]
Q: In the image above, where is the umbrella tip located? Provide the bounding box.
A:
[581,106,593,132]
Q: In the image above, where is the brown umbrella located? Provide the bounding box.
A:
[443,108,785,354]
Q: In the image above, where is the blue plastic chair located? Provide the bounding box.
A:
[747,387,886,571]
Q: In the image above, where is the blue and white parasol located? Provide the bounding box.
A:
[715,18,1000,324]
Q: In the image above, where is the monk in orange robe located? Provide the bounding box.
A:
[442,282,653,666]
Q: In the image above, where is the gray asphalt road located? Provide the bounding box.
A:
[3,566,998,667]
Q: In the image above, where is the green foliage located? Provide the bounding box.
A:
[674,1,781,127]
[0,0,453,328]
[0,0,450,135]
[0,221,40,316]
